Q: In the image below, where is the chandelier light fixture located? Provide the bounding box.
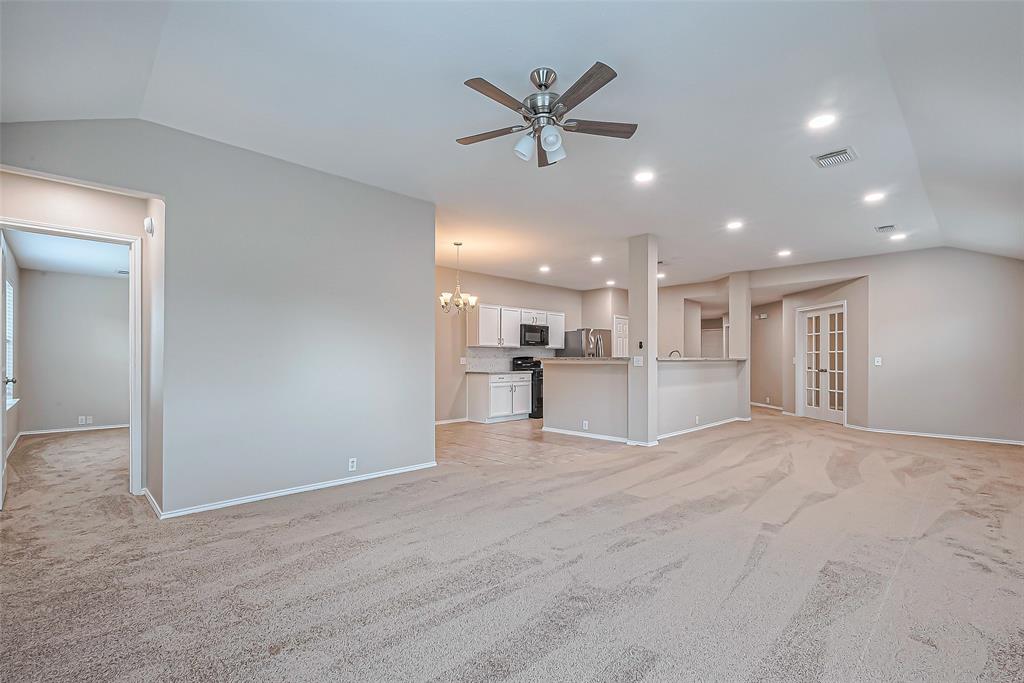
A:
[439,242,477,314]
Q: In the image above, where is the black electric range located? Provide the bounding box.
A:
[512,356,543,419]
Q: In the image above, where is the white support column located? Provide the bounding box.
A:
[729,272,751,419]
[627,234,659,445]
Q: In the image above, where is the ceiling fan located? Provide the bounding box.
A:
[456,62,638,168]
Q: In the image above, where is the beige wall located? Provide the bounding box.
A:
[750,301,783,407]
[581,287,627,330]
[20,271,129,431]
[683,299,702,357]
[435,265,583,421]
[658,279,727,355]
[3,119,436,513]
[754,248,1024,441]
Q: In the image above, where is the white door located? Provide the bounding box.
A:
[613,315,629,358]
[546,312,565,349]
[477,304,500,347]
[512,381,532,414]
[500,307,521,348]
[800,306,845,423]
[0,237,5,511]
[489,383,513,417]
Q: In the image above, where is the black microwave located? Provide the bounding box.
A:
[520,324,549,346]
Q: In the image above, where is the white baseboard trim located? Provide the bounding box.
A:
[434,417,468,425]
[541,426,628,443]
[750,402,783,411]
[626,440,660,447]
[5,432,21,460]
[19,424,129,436]
[658,416,747,441]
[782,411,797,417]
[155,461,437,520]
[845,423,1023,447]
[142,487,163,518]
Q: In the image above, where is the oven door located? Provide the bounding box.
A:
[520,324,549,346]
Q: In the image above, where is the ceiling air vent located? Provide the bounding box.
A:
[873,224,898,234]
[811,147,857,168]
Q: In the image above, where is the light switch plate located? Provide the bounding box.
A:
[874,356,883,366]
[633,356,644,367]
[459,357,466,365]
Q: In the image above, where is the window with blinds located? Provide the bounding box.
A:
[5,281,13,402]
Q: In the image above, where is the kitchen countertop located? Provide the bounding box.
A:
[658,357,746,362]
[541,357,629,365]
[465,370,533,374]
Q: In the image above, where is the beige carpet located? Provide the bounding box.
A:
[1,412,1022,681]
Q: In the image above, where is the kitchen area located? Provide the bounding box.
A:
[463,301,620,424]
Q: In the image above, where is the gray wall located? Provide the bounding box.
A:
[658,360,742,437]
[543,362,628,439]
[750,301,783,407]
[2,119,436,512]
[754,248,1024,441]
[20,271,128,431]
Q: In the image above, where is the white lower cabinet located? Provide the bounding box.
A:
[467,373,533,423]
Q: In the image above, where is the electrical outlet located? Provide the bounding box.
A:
[459,357,466,365]
[765,396,771,404]
[695,415,700,425]
[348,458,357,472]
[582,420,589,431]
[79,416,86,425]
[86,416,93,424]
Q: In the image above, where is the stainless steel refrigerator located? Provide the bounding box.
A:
[557,328,612,357]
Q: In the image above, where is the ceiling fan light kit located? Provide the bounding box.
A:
[456,62,638,168]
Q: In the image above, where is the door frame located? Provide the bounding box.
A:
[0,217,144,496]
[794,300,848,426]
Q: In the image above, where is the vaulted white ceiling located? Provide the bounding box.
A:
[2,1,1021,289]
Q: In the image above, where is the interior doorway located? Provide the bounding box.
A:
[0,219,143,510]
[795,302,846,424]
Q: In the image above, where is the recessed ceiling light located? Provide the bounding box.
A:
[864,191,886,203]
[539,265,550,273]
[807,113,836,129]
[606,280,616,286]
[889,233,907,241]
[591,255,603,263]
[657,272,666,279]
[633,170,655,184]
[726,220,744,230]
[777,249,792,257]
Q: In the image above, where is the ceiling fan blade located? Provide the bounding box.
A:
[552,62,617,116]
[537,136,556,167]
[464,77,527,114]
[562,119,638,139]
[456,126,525,145]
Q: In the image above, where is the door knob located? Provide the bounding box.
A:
[818,368,827,373]
[2,376,15,385]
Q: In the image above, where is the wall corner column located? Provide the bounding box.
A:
[627,234,659,445]
[729,272,752,419]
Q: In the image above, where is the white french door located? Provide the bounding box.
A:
[798,305,845,424]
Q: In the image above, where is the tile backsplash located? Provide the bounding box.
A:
[466,346,556,372]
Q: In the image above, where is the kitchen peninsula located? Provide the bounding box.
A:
[541,356,748,443]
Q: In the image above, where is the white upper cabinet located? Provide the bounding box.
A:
[467,303,566,349]
[467,303,501,347]
[521,309,547,326]
[546,312,565,349]
[499,307,521,348]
